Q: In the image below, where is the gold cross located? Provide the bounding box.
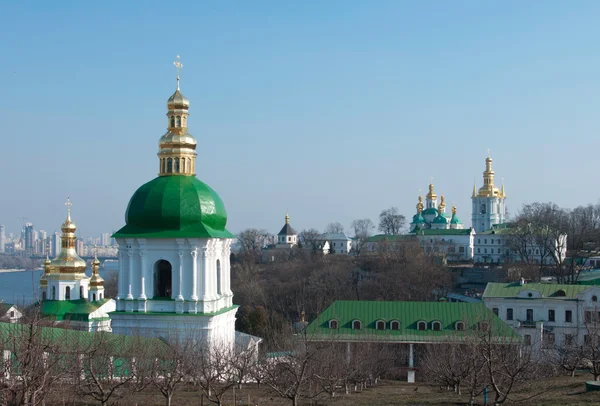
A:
[65,197,72,215]
[173,55,183,88]
[487,148,491,157]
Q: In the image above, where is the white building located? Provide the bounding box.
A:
[471,154,507,233]
[473,223,567,265]
[276,213,298,248]
[320,233,352,254]
[412,228,475,261]
[483,281,600,350]
[0,303,22,323]
[110,64,246,348]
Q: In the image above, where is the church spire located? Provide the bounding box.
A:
[158,56,198,177]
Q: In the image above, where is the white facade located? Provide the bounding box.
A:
[414,230,475,261]
[111,237,236,345]
[483,282,600,350]
[320,233,352,254]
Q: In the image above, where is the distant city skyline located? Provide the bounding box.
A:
[1,2,600,236]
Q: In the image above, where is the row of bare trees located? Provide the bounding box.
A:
[507,201,600,283]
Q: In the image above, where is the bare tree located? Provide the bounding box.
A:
[350,219,375,256]
[325,222,344,234]
[230,343,258,390]
[582,315,600,380]
[378,207,405,235]
[190,344,237,406]
[298,229,323,254]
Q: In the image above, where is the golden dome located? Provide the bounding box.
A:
[167,88,190,109]
[426,181,437,200]
[90,253,104,287]
[47,199,87,274]
[438,195,446,212]
[416,196,424,213]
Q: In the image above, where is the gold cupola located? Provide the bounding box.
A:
[438,195,446,213]
[416,195,424,213]
[89,252,104,288]
[426,180,437,201]
[158,55,197,177]
[477,153,501,197]
[46,198,87,275]
[40,253,50,287]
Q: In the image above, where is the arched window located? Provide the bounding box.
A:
[52,286,56,300]
[170,116,175,127]
[352,320,362,330]
[593,295,598,302]
[455,321,465,331]
[42,291,47,300]
[65,286,71,300]
[555,290,566,297]
[174,158,180,173]
[376,320,385,330]
[161,158,166,174]
[390,320,400,330]
[184,158,189,174]
[176,116,181,127]
[93,293,96,301]
[417,321,427,331]
[216,259,222,295]
[329,319,338,329]
[154,260,173,298]
[79,286,84,299]
[432,321,442,331]
[167,158,173,173]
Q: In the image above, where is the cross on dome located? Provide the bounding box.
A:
[173,55,183,90]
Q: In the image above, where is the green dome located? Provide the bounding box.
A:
[113,176,234,239]
[432,214,449,224]
[451,214,462,224]
[422,207,438,216]
[412,213,425,224]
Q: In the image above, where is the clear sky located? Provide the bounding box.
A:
[1,1,599,238]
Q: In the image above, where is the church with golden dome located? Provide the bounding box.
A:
[109,57,246,347]
[39,199,115,332]
[471,154,507,233]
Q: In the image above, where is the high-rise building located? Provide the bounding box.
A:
[76,239,85,256]
[0,225,5,253]
[24,223,35,253]
[51,232,61,257]
[101,233,111,246]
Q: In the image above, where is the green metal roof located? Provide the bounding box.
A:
[450,214,462,224]
[432,214,449,224]
[40,299,111,321]
[113,176,234,239]
[366,234,416,243]
[411,213,425,224]
[305,300,518,343]
[483,282,592,299]
[413,228,472,236]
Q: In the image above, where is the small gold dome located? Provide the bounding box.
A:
[167,89,190,109]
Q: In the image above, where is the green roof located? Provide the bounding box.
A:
[422,208,438,216]
[305,300,518,343]
[0,323,169,357]
[451,214,461,224]
[412,228,473,236]
[40,299,111,321]
[432,214,449,224]
[412,213,425,224]
[478,223,512,235]
[113,176,234,239]
[366,234,416,243]
[483,282,593,299]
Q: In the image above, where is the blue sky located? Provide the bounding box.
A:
[1,1,599,238]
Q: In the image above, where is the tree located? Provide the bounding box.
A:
[350,219,375,256]
[189,345,237,406]
[378,207,405,235]
[298,229,323,254]
[324,222,344,234]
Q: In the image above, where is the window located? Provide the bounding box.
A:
[52,286,56,300]
[565,310,572,323]
[506,308,513,320]
[93,293,96,301]
[546,332,555,346]
[524,334,532,345]
[10,311,14,318]
[176,116,181,127]
[478,239,481,244]
[455,321,465,331]
[432,321,442,331]
[79,286,84,299]
[376,320,385,330]
[485,239,487,244]
[593,295,598,302]
[585,311,592,323]
[42,291,47,300]
[167,158,173,173]
[526,309,533,321]
[288,237,291,242]
[417,321,427,331]
[352,320,362,330]
[477,248,481,254]
[329,320,338,329]
[170,116,175,127]
[555,290,566,297]
[65,286,71,300]
[492,308,499,316]
[548,309,555,322]
[491,239,494,244]
[390,320,400,330]
[174,158,180,173]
